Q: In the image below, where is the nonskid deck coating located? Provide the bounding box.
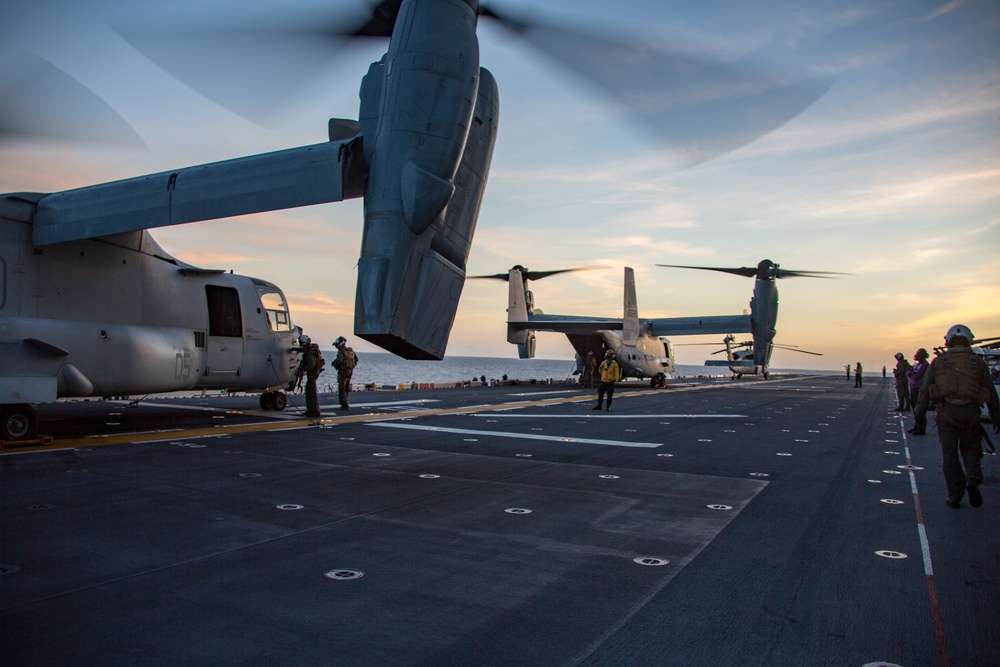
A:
[2,376,998,666]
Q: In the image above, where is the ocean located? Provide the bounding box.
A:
[313,352,841,389]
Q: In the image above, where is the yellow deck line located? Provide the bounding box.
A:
[4,376,814,454]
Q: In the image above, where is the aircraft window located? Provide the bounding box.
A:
[258,289,292,332]
[206,285,243,337]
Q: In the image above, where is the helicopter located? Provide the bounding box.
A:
[657,259,845,379]
[475,265,753,388]
[703,334,822,380]
[0,2,831,441]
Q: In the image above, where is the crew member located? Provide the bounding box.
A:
[906,348,930,433]
[298,335,323,418]
[854,362,863,388]
[892,352,912,411]
[915,324,1000,509]
[333,336,358,411]
[592,350,620,412]
[583,351,597,388]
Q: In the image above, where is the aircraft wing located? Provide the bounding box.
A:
[509,314,624,334]
[31,137,365,246]
[649,314,752,337]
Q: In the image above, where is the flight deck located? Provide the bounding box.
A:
[2,375,998,666]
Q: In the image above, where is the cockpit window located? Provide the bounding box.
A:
[259,289,293,332]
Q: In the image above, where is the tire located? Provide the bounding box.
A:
[3,404,38,441]
[273,392,287,411]
[259,392,276,410]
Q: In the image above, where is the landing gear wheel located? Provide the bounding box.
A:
[3,404,38,441]
[259,392,276,411]
[272,392,287,411]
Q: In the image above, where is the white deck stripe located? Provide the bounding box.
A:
[476,413,747,419]
[368,422,662,448]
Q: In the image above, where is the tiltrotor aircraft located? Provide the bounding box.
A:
[0,2,831,441]
[476,265,753,387]
[658,259,845,379]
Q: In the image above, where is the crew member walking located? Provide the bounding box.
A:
[333,336,358,411]
[592,350,620,412]
[915,325,1000,509]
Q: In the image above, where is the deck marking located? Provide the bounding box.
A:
[368,422,662,448]
[476,413,746,419]
[900,419,950,667]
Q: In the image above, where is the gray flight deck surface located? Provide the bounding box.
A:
[2,376,998,666]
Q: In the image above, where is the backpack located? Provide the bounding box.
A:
[336,347,357,372]
[928,350,987,404]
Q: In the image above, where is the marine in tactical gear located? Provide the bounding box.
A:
[333,336,358,411]
[297,335,324,418]
[892,352,912,411]
[915,324,1000,509]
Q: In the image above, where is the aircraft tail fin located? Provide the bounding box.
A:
[507,267,536,358]
[622,267,639,347]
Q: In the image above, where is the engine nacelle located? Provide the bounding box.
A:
[354,0,498,360]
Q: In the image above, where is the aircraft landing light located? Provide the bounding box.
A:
[368,423,662,448]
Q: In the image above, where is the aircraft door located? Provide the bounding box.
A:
[205,285,244,376]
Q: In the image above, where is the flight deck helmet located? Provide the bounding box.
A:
[914,348,929,361]
[604,350,614,359]
[334,336,347,348]
[945,324,973,347]
[894,352,904,361]
[299,335,310,346]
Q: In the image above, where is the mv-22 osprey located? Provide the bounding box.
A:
[658,259,842,378]
[484,266,754,388]
[0,1,831,441]
[1,0,508,440]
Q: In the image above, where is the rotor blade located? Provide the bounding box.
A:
[112,7,380,124]
[773,344,822,356]
[0,51,143,145]
[656,264,757,278]
[483,7,833,163]
[470,266,600,282]
[772,269,850,279]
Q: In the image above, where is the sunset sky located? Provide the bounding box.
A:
[1,0,997,372]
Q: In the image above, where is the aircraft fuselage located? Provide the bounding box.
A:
[1,207,302,406]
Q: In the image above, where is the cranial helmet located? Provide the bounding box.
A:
[605,350,614,359]
[915,348,929,361]
[298,335,310,345]
[334,336,347,348]
[894,352,904,361]
[945,324,973,347]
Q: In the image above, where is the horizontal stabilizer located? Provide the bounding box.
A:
[509,315,624,335]
[32,137,365,246]
[650,314,751,337]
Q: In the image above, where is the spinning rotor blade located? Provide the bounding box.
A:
[0,51,143,145]
[773,344,822,356]
[483,6,832,162]
[657,263,757,278]
[770,268,849,279]
[471,265,599,282]
[657,262,849,279]
[113,0,831,156]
